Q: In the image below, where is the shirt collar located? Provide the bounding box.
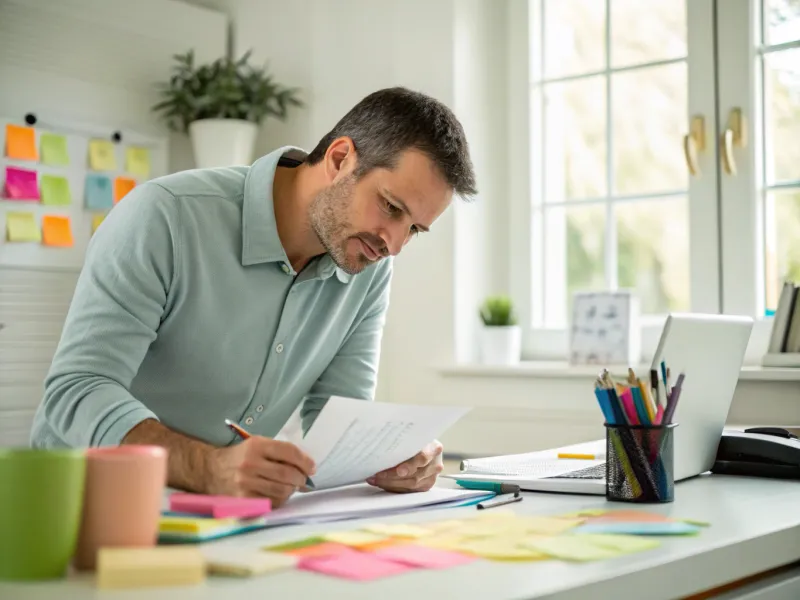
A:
[240,146,351,284]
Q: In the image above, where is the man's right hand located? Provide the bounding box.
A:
[206,437,316,507]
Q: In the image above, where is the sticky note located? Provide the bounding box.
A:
[126,146,151,177]
[265,537,326,553]
[322,531,388,547]
[40,133,69,165]
[414,532,471,552]
[422,520,465,532]
[557,509,609,518]
[84,174,114,209]
[96,547,205,590]
[4,166,39,200]
[283,542,355,559]
[89,139,117,170]
[517,516,585,535]
[202,548,297,577]
[42,215,74,247]
[91,214,105,235]
[456,538,548,561]
[574,534,661,554]
[300,552,413,581]
[590,510,675,523]
[373,544,475,569]
[169,493,271,519]
[362,523,432,539]
[574,521,701,536]
[454,518,519,537]
[41,175,71,206]
[6,212,41,242]
[114,177,136,203]
[5,124,38,160]
[521,535,621,562]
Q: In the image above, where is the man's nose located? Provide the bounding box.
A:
[382,224,408,256]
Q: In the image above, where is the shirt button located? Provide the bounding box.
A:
[245,417,254,425]
[256,405,264,412]
[281,263,290,274]
[275,343,284,353]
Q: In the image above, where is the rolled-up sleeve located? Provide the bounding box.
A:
[33,182,180,448]
[300,259,393,432]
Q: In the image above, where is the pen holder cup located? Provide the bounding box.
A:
[605,423,677,504]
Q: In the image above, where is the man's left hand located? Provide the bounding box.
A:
[366,440,444,493]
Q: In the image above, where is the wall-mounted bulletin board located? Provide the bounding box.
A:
[0,114,168,270]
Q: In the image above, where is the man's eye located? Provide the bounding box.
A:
[410,225,420,236]
[385,199,400,214]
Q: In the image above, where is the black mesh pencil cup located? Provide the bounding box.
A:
[605,423,678,503]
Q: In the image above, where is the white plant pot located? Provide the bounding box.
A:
[479,325,522,366]
[189,118,258,168]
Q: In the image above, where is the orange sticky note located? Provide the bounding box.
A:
[114,177,136,203]
[42,215,74,247]
[5,124,38,160]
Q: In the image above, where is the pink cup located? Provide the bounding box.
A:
[74,445,167,571]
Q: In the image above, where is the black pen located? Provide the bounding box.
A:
[477,495,523,510]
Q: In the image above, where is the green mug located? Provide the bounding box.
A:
[0,448,86,580]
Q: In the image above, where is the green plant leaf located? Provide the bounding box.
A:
[150,49,303,134]
[479,295,517,326]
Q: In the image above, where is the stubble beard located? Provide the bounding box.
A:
[308,175,370,275]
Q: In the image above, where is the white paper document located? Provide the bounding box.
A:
[261,483,489,527]
[276,396,470,490]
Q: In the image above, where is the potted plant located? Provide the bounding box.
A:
[151,49,303,168]
[478,295,522,365]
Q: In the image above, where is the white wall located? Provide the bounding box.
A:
[185,0,800,458]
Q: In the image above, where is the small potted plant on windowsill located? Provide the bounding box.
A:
[478,295,521,365]
[151,49,303,168]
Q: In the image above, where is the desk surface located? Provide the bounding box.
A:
[3,474,799,600]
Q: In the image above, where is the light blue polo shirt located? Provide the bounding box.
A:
[30,147,392,449]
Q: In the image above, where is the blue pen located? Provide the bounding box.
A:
[631,387,651,425]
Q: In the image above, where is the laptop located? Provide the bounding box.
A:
[445,313,754,495]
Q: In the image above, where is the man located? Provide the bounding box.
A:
[30,87,477,507]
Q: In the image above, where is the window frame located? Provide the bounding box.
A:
[511,0,722,362]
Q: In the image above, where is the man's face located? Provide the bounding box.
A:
[309,149,453,275]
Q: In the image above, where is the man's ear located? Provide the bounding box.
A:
[324,137,358,182]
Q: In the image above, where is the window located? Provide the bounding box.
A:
[514,0,800,361]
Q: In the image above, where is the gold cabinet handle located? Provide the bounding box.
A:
[683,115,705,176]
[721,108,746,176]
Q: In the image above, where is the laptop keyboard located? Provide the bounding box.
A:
[548,463,606,479]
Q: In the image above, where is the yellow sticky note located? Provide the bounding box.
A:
[5,124,38,160]
[321,530,387,547]
[455,519,520,537]
[202,548,297,577]
[414,532,470,552]
[6,212,41,242]
[126,146,151,177]
[517,516,585,535]
[42,215,74,247]
[457,538,549,561]
[114,177,136,203]
[41,175,71,206]
[557,509,608,519]
[40,133,69,166]
[91,213,106,235]
[421,520,465,532]
[521,535,621,562]
[97,547,205,590]
[89,139,117,170]
[574,534,660,554]
[361,523,432,539]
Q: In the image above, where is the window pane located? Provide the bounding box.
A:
[764,49,800,183]
[543,204,606,326]
[543,0,605,78]
[610,0,687,68]
[765,190,800,311]
[764,0,800,46]
[544,77,607,201]
[616,197,689,314]
[612,63,688,195]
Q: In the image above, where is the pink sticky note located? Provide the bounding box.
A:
[4,166,39,200]
[169,492,271,519]
[374,544,475,569]
[300,552,413,581]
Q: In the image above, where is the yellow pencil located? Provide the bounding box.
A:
[638,380,657,423]
[558,453,599,460]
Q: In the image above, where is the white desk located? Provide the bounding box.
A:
[2,474,799,600]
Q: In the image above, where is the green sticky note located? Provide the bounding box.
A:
[571,534,660,554]
[6,211,41,242]
[263,537,325,552]
[521,535,621,562]
[40,133,70,166]
[40,175,72,206]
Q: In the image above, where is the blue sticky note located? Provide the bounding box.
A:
[574,521,701,536]
[84,174,113,209]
